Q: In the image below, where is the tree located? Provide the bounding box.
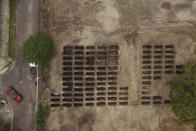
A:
[168,61,196,129]
[21,34,54,67]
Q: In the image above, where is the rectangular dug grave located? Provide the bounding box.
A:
[140,44,179,105]
[50,45,129,107]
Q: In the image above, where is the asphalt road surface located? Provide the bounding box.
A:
[0,0,40,130]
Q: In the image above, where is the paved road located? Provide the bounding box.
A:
[0,0,40,130]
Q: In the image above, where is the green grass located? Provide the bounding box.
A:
[8,0,16,58]
[42,66,49,79]
[36,105,50,131]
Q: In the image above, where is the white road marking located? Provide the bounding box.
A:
[27,75,32,80]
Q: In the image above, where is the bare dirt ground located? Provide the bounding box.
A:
[0,0,9,56]
[43,0,196,131]
[0,0,10,74]
[0,101,11,131]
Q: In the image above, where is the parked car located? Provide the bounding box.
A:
[6,87,22,103]
[29,63,37,76]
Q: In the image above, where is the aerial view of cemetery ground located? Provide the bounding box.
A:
[42,0,196,131]
[0,0,196,131]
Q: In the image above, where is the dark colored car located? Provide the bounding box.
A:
[6,87,22,103]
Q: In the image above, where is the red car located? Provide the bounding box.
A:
[6,87,22,103]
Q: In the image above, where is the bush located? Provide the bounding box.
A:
[36,105,50,131]
[168,61,196,129]
[21,34,54,68]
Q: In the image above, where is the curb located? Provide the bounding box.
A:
[0,59,15,76]
[8,101,14,131]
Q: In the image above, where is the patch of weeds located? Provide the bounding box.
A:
[0,102,5,110]
[36,105,50,131]
[41,66,49,80]
[194,124,196,131]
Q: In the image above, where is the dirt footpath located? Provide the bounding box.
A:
[43,0,196,131]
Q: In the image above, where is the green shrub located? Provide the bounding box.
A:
[168,61,196,128]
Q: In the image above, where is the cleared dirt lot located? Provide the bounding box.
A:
[43,0,196,130]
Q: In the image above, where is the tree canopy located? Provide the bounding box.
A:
[21,34,54,67]
[168,61,196,129]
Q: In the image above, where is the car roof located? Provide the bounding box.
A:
[15,96,21,102]
[7,87,17,97]
[6,87,22,103]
